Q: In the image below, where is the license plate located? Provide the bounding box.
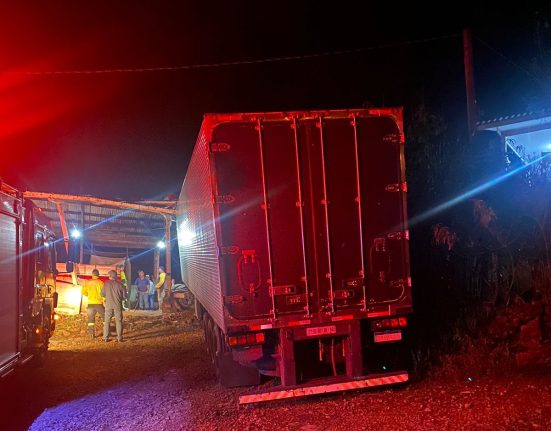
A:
[306,325,337,337]
[374,330,402,343]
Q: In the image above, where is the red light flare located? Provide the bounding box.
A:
[0,45,125,185]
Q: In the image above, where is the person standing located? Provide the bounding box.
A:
[146,275,155,310]
[155,266,166,307]
[81,269,104,339]
[117,264,129,310]
[101,270,126,342]
[134,270,150,310]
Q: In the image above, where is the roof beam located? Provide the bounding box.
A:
[24,191,176,216]
[39,209,165,226]
[85,233,157,249]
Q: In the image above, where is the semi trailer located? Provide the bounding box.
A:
[177,108,412,403]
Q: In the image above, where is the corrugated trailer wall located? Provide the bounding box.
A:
[178,109,411,332]
[177,120,225,331]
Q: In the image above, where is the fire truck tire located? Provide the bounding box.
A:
[29,348,48,368]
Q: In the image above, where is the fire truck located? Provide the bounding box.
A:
[177,108,412,403]
[0,181,59,377]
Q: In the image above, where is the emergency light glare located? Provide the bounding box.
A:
[157,240,166,249]
[70,229,81,239]
[178,219,196,246]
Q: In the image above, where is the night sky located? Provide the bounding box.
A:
[1,2,549,200]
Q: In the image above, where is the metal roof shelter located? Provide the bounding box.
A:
[23,191,177,274]
[477,109,551,164]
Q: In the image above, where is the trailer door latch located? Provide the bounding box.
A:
[210,142,231,152]
[215,194,235,204]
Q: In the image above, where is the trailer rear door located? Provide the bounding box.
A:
[210,110,409,323]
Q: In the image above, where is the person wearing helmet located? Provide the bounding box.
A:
[81,269,105,339]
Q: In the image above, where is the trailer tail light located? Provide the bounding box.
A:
[228,332,265,347]
[372,317,408,331]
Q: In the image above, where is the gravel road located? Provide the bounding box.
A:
[1,310,550,431]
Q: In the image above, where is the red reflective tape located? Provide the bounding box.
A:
[287,320,311,327]
[367,311,390,318]
[331,315,354,322]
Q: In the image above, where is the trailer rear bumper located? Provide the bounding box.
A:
[238,371,408,404]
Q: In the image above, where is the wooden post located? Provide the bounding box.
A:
[153,250,160,281]
[79,204,84,263]
[56,202,70,255]
[164,216,172,309]
[463,28,477,136]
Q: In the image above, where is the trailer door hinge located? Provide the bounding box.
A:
[387,230,410,241]
[210,142,231,152]
[215,194,235,204]
[382,133,402,144]
[220,245,240,255]
[389,277,412,289]
[224,295,245,304]
[385,182,407,193]
[269,285,297,296]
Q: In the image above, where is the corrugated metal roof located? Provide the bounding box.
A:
[477,109,551,129]
[29,196,175,250]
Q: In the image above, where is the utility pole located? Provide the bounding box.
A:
[463,28,477,136]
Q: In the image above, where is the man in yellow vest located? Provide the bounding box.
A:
[82,269,105,339]
[117,264,129,311]
[155,266,166,309]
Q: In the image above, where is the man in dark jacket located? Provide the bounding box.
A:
[134,270,150,310]
[101,270,126,342]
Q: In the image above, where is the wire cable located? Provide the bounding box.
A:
[1,34,458,76]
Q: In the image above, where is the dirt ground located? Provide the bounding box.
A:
[1,310,551,431]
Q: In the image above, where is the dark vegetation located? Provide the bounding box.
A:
[405,103,551,379]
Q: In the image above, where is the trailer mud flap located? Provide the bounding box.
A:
[238,371,408,404]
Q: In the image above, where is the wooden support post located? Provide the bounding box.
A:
[56,202,70,255]
[79,204,84,263]
[164,216,172,310]
[153,250,160,283]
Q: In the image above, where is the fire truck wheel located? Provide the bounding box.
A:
[29,348,48,368]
